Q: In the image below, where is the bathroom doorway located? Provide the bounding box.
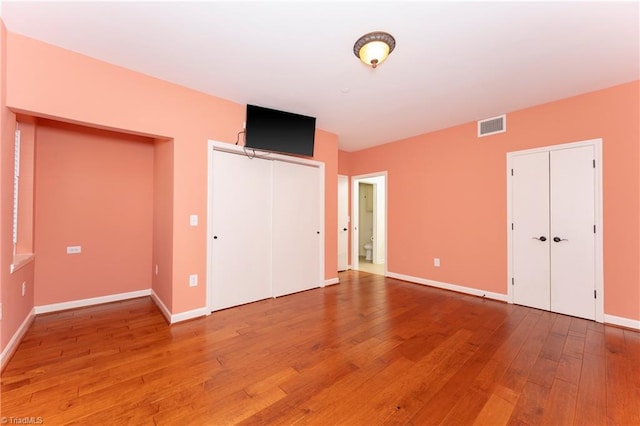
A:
[352,172,387,275]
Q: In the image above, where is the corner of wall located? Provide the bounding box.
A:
[1,18,36,355]
[152,138,174,313]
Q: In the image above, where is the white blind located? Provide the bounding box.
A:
[12,130,21,245]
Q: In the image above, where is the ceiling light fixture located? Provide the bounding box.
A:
[353,31,396,69]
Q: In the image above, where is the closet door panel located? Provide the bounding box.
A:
[210,151,272,311]
[512,151,551,311]
[550,146,596,320]
[272,161,321,297]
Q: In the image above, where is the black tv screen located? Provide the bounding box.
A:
[245,104,316,157]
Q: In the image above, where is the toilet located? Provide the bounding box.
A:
[364,242,373,261]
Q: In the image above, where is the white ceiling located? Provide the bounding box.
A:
[1,1,638,152]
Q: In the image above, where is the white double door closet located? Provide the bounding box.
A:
[508,139,603,322]
[208,145,323,312]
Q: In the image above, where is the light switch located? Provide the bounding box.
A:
[190,215,198,227]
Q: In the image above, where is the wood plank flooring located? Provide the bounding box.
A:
[2,271,639,425]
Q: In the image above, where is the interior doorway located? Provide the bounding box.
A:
[352,172,387,275]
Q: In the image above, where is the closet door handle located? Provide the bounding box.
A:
[343,228,348,231]
[553,236,568,243]
[532,236,547,242]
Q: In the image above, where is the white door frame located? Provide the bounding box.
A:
[337,175,349,271]
[506,138,603,323]
[206,140,325,313]
[351,172,388,273]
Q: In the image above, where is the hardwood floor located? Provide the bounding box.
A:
[2,271,639,425]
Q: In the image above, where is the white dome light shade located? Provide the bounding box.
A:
[353,31,396,69]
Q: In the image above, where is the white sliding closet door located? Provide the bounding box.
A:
[272,160,321,297]
[210,151,272,311]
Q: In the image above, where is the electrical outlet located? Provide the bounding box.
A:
[67,246,82,254]
[189,274,198,287]
[22,282,26,296]
[434,258,440,267]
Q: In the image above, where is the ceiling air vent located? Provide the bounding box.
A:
[477,114,506,137]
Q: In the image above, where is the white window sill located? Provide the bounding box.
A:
[10,253,35,274]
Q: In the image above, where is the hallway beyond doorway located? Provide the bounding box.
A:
[356,258,385,275]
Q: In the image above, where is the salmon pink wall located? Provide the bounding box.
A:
[0,22,36,356]
[34,120,154,305]
[4,32,240,316]
[315,129,339,280]
[344,81,639,322]
[152,138,174,311]
[0,20,4,352]
[2,31,338,328]
[0,263,34,356]
[338,150,352,267]
[338,150,351,176]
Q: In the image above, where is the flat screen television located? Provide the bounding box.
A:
[245,104,316,157]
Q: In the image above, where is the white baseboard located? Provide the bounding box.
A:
[386,273,639,328]
[150,290,208,324]
[386,272,508,302]
[31,287,207,326]
[171,306,209,324]
[17,288,206,328]
[324,277,340,286]
[1,289,208,369]
[604,314,640,330]
[150,290,172,323]
[1,308,35,371]
[34,289,152,314]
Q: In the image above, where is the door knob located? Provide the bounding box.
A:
[553,236,568,242]
[532,236,547,242]
[343,228,348,231]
